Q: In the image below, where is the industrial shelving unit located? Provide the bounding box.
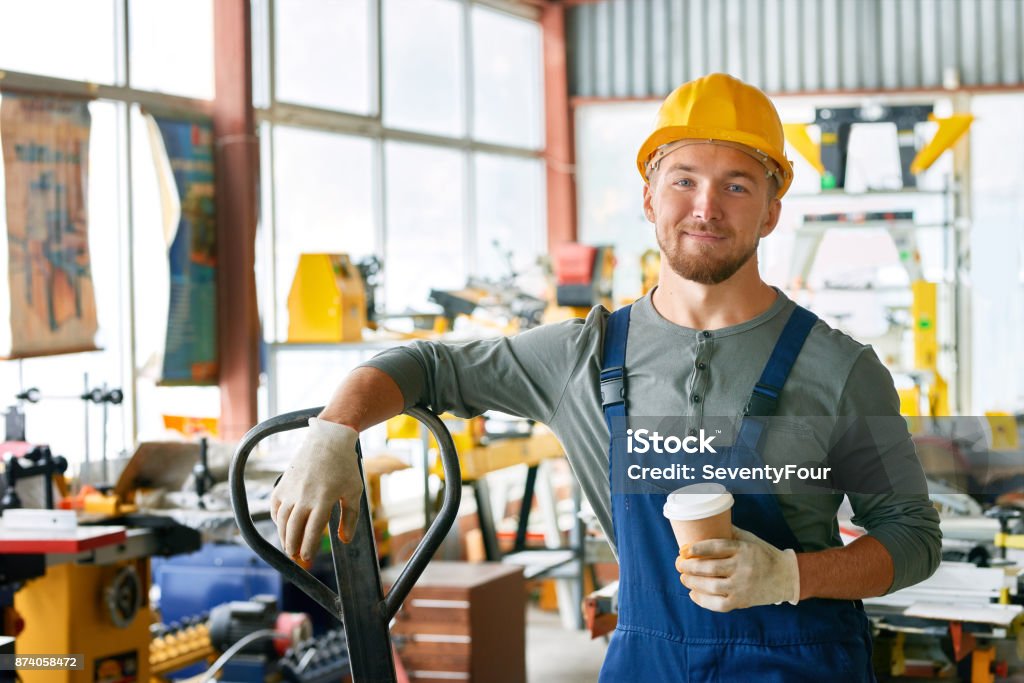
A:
[777,179,970,416]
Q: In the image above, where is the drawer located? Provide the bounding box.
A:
[407,674,469,683]
[394,597,471,626]
[400,636,471,659]
[393,619,471,637]
[400,649,471,674]
[405,585,471,601]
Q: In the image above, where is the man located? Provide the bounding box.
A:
[271,73,941,681]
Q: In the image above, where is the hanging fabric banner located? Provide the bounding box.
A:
[0,94,98,359]
[145,113,218,385]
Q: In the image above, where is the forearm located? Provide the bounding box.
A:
[318,367,406,432]
[797,535,894,600]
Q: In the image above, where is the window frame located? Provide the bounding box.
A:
[0,0,548,459]
[0,0,217,453]
[255,0,546,343]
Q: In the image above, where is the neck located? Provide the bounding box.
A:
[651,261,778,330]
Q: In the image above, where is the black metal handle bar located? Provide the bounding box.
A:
[229,406,462,682]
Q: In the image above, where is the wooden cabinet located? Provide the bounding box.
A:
[383,561,525,683]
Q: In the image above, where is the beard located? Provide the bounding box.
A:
[656,221,760,285]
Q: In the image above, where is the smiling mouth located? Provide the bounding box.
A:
[682,231,726,242]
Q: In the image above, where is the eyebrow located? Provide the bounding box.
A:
[664,163,760,184]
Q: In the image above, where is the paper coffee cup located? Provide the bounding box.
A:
[662,483,734,552]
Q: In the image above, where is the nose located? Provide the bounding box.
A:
[691,185,723,222]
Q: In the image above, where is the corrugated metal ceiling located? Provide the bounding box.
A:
[568,0,1024,98]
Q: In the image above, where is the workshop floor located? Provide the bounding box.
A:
[526,605,607,682]
[524,610,1024,683]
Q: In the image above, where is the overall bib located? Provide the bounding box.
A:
[598,304,876,682]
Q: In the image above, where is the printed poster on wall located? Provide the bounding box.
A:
[145,113,217,385]
[0,94,98,359]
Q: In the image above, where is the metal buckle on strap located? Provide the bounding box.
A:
[600,367,626,407]
[744,383,780,417]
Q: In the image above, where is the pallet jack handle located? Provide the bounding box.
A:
[230,406,462,683]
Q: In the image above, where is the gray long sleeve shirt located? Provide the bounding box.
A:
[362,289,941,593]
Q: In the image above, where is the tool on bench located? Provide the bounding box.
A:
[1,445,68,512]
[231,406,462,683]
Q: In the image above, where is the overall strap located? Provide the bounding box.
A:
[734,304,819,553]
[600,305,632,434]
[744,305,818,417]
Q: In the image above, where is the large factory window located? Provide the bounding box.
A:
[274,0,374,114]
[0,0,117,84]
[258,0,547,344]
[471,6,543,149]
[383,141,467,313]
[472,152,546,289]
[0,0,216,463]
[270,127,376,341]
[128,0,215,99]
[382,0,466,137]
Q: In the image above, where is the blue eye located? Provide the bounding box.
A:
[727,184,747,193]
[673,178,693,187]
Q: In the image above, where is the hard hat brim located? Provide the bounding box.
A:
[637,125,794,198]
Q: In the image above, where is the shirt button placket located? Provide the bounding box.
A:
[693,330,711,422]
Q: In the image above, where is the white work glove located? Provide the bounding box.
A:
[270,418,364,562]
[675,525,800,612]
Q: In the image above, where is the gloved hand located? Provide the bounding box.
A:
[675,525,800,612]
[270,418,364,562]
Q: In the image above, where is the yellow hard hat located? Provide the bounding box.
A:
[636,73,794,198]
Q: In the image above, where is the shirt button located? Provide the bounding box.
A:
[688,428,698,437]
[692,394,701,403]
[696,362,707,370]
[702,331,711,338]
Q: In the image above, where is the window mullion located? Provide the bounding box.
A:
[463,0,475,278]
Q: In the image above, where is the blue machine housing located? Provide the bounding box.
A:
[152,542,340,681]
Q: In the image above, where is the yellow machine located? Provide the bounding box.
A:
[149,621,213,678]
[783,110,973,189]
[909,280,949,417]
[3,442,203,683]
[912,280,938,370]
[783,100,971,419]
[894,280,951,417]
[15,560,152,683]
[287,253,367,342]
[388,413,561,482]
[387,412,486,457]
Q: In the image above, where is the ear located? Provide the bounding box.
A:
[760,197,781,238]
[642,182,656,224]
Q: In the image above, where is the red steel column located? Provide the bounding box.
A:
[213,0,260,438]
[541,2,577,251]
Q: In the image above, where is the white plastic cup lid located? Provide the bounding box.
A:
[662,483,734,521]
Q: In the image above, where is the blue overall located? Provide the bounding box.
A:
[598,304,876,682]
